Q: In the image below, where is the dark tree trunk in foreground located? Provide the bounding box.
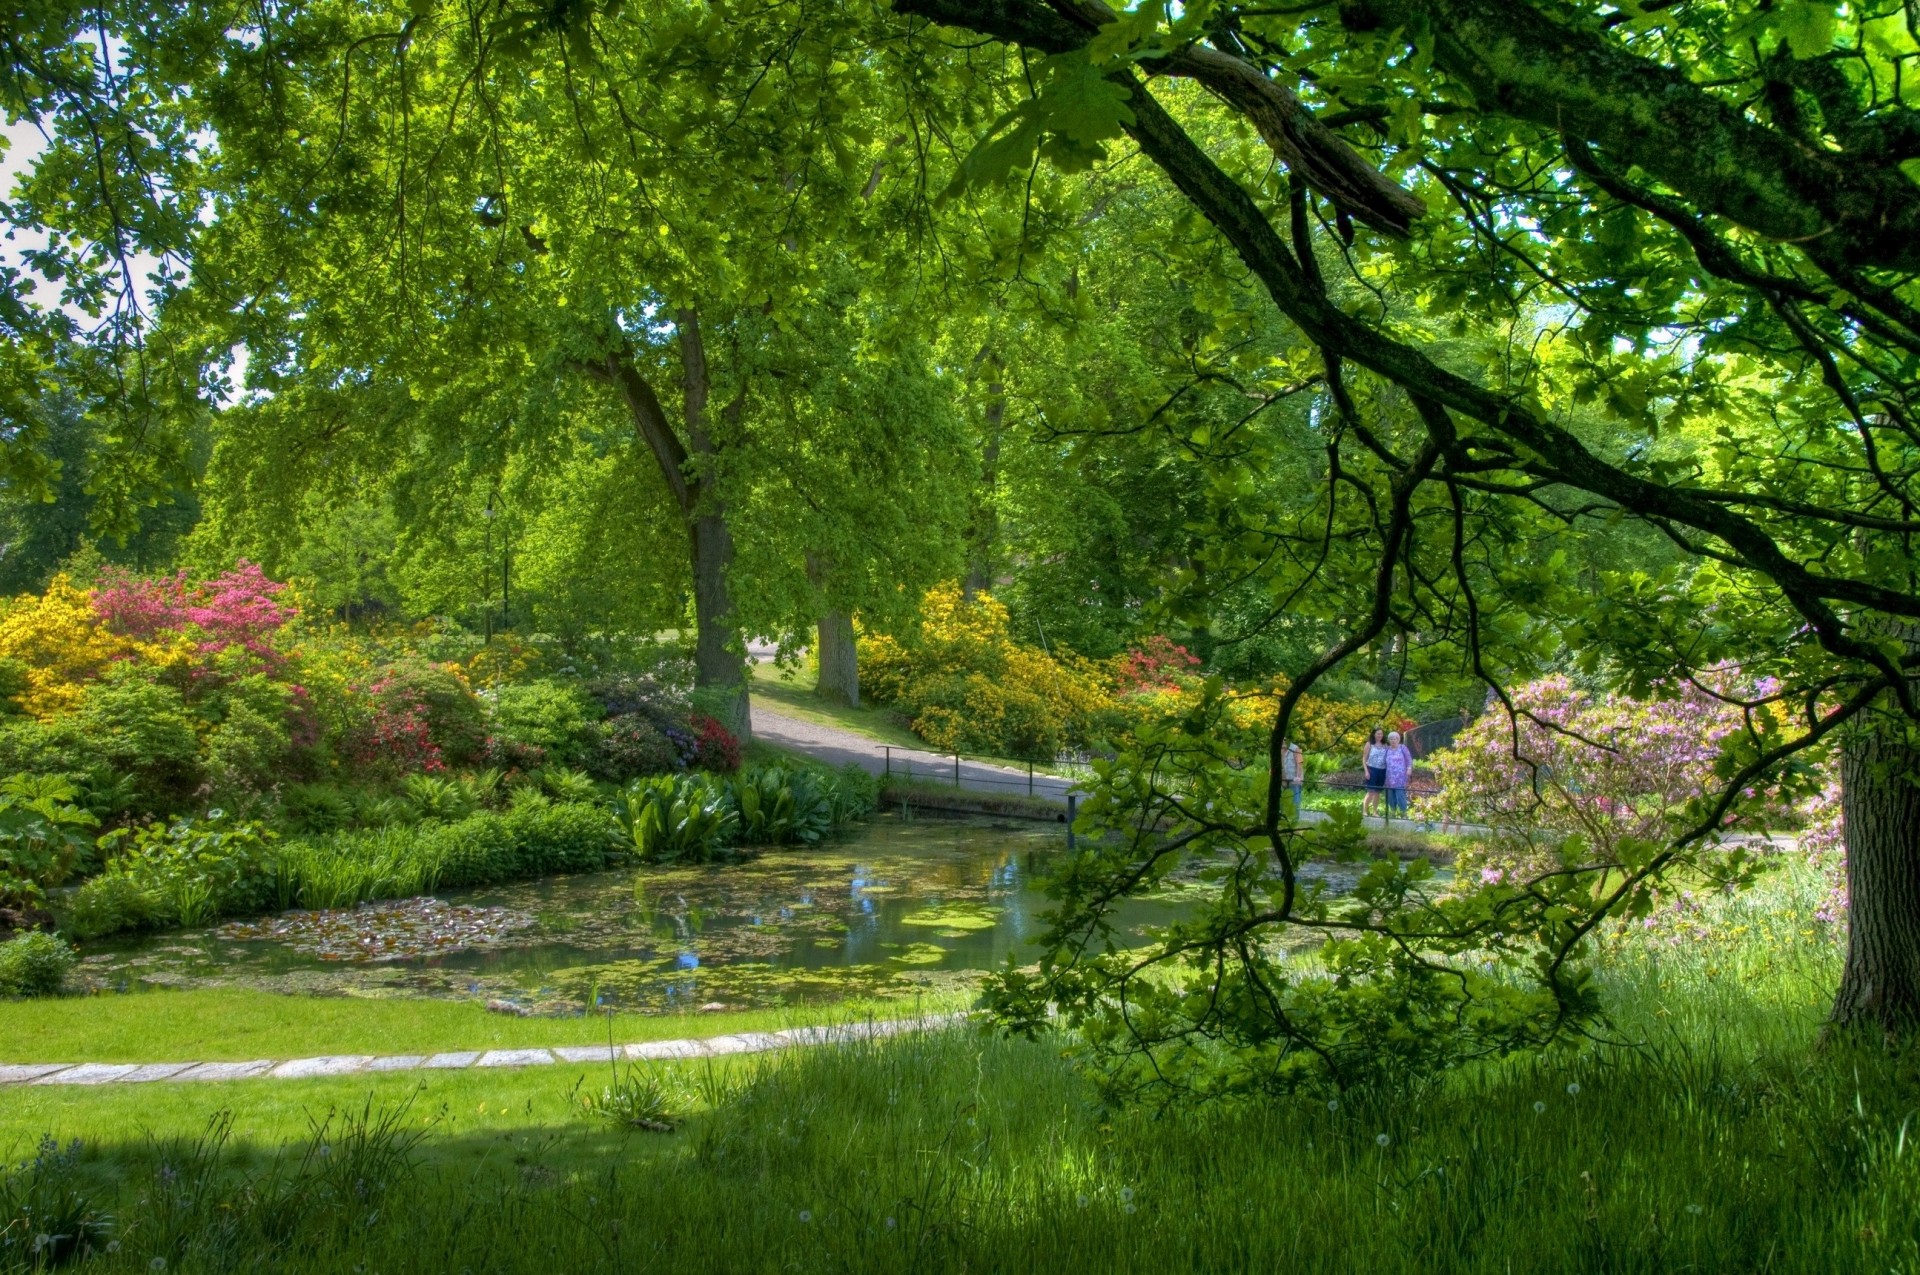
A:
[1832,708,1920,1033]
[816,608,859,706]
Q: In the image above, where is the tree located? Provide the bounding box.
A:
[894,0,1920,1068]
[133,0,968,736]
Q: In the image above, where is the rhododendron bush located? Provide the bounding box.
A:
[1430,677,1789,881]
[860,583,1384,760]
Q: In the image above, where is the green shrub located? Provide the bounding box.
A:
[204,691,293,802]
[500,800,619,875]
[354,793,420,828]
[824,763,880,823]
[401,774,475,822]
[0,774,98,908]
[0,930,75,996]
[590,714,680,782]
[538,766,600,803]
[70,667,203,811]
[614,773,740,863]
[386,658,489,766]
[486,680,601,768]
[283,782,356,834]
[61,874,155,940]
[92,813,279,931]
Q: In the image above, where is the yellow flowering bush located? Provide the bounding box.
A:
[861,583,1382,762]
[859,584,1120,758]
[0,576,146,717]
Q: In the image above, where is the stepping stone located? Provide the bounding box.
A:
[475,1049,555,1068]
[553,1045,622,1063]
[728,1032,784,1053]
[174,1060,276,1082]
[0,1063,73,1084]
[365,1055,427,1073]
[272,1055,374,1079]
[35,1063,138,1085]
[421,1051,481,1069]
[700,1035,758,1056]
[626,1038,706,1060]
[121,1062,195,1083]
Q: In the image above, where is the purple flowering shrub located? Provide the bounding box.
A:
[1430,676,1779,883]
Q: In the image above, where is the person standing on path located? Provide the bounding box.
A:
[1280,740,1305,817]
[1362,728,1388,817]
[1382,730,1415,822]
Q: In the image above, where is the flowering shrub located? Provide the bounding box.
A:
[860,583,1120,757]
[1429,677,1775,881]
[689,714,743,773]
[93,560,294,667]
[1113,636,1201,696]
[0,577,148,717]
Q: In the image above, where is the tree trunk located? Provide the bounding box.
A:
[1831,709,1920,1033]
[816,608,859,707]
[964,352,1005,599]
[689,511,751,739]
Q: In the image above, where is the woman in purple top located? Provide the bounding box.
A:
[1382,730,1415,820]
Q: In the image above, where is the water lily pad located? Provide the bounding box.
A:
[884,942,949,967]
[900,903,1001,932]
[217,899,536,962]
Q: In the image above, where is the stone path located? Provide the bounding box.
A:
[0,1014,963,1088]
[750,700,1078,806]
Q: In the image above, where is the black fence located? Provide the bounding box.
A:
[879,746,1073,799]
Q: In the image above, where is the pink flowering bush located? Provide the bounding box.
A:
[94,560,296,668]
[1430,676,1775,881]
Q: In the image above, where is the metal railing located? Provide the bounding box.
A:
[879,745,1075,798]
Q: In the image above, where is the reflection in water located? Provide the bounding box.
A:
[78,814,1362,1014]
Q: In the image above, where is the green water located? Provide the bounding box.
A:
[77,814,1360,1014]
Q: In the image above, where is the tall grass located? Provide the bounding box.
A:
[20,860,1918,1272]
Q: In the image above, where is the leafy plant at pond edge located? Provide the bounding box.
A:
[615,774,741,864]
[0,775,97,910]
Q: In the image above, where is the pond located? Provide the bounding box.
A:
[76,813,1364,1015]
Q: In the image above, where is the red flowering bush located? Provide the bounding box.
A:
[339,673,446,776]
[1113,636,1201,696]
[689,714,742,773]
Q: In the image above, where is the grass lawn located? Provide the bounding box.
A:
[0,985,959,1064]
[748,659,927,749]
[6,861,1906,1273]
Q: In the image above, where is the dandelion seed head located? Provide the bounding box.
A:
[1566,1082,1581,1096]
[798,1210,812,1224]
[1120,1187,1134,1203]
[1375,1133,1391,1147]
[1534,1101,1546,1114]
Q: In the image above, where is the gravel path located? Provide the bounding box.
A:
[750,699,1076,806]
[0,1014,964,1087]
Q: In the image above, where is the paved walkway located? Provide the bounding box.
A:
[751,700,1077,806]
[0,1014,963,1088]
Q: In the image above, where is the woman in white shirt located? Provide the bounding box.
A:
[1362,727,1388,818]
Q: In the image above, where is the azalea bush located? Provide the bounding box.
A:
[860,583,1122,758]
[861,583,1382,762]
[1429,677,1796,883]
